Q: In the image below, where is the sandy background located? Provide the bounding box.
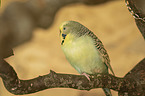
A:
[0,0,145,96]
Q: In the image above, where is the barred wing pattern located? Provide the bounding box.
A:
[87,31,115,75]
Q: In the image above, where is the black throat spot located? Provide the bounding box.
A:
[61,40,64,45]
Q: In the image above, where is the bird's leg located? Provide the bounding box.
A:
[81,72,90,81]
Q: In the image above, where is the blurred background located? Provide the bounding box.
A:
[0,0,145,96]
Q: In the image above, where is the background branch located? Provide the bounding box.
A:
[125,0,145,39]
[0,0,113,59]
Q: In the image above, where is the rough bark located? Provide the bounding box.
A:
[118,58,145,96]
[125,0,145,39]
[0,59,144,95]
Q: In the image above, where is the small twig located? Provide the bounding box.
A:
[125,0,145,39]
[125,0,145,22]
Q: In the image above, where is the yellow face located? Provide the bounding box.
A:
[59,21,72,45]
[59,22,66,45]
[59,21,80,45]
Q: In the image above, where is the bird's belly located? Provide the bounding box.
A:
[61,36,107,74]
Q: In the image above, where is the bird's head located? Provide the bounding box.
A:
[59,21,89,45]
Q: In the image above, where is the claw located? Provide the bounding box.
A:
[81,73,90,81]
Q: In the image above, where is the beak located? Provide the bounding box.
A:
[59,30,61,35]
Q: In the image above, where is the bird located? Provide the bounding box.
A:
[59,21,115,96]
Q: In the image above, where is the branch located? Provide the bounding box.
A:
[1,59,144,95]
[125,0,145,39]
[118,58,145,96]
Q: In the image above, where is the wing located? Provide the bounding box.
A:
[87,31,115,75]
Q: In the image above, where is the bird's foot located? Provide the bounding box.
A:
[81,73,90,81]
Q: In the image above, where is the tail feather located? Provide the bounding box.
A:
[102,88,112,96]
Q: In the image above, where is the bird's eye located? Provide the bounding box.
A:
[62,34,66,39]
[63,27,66,30]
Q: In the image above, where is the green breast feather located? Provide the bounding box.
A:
[61,34,110,74]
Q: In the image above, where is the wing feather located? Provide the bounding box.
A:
[87,31,115,75]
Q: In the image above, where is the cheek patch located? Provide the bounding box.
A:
[62,34,66,39]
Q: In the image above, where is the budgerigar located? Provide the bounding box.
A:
[59,21,114,96]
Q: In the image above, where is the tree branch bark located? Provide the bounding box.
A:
[118,58,145,96]
[0,58,144,95]
[125,0,145,39]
